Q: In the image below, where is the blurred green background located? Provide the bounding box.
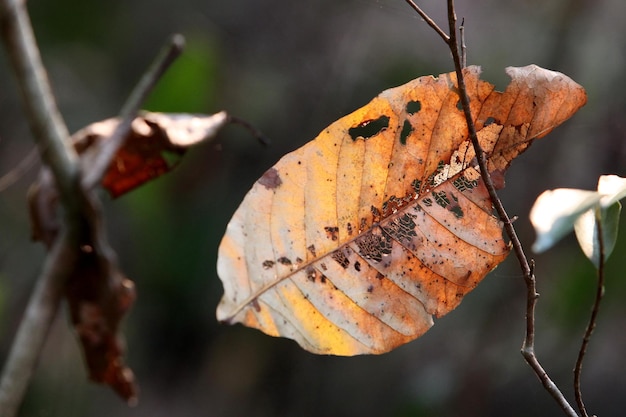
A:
[1,0,626,416]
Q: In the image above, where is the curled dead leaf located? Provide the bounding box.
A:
[216,65,586,355]
[74,111,228,197]
[26,111,229,401]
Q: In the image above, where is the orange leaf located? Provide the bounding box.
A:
[216,65,586,355]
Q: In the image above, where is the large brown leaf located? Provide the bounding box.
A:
[216,65,586,355]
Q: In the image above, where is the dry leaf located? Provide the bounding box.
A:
[65,238,138,404]
[216,65,586,355]
[28,171,139,402]
[74,111,228,198]
[27,111,228,401]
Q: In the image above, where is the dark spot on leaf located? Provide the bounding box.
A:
[307,244,317,257]
[306,266,317,282]
[406,100,421,114]
[426,160,446,187]
[452,176,478,192]
[383,213,418,243]
[251,298,261,312]
[258,167,282,190]
[354,261,361,272]
[449,204,464,218]
[262,260,275,269]
[367,285,374,293]
[324,226,339,241]
[411,179,422,194]
[347,222,353,235]
[370,205,381,219]
[348,116,390,141]
[376,272,384,280]
[382,195,414,216]
[400,120,413,145]
[320,263,327,271]
[331,248,351,269]
[432,190,450,208]
[355,230,392,263]
[277,257,292,266]
[296,257,303,264]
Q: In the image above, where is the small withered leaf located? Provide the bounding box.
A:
[73,111,228,198]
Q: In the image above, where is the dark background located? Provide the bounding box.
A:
[1,0,625,416]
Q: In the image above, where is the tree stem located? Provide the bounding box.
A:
[0,1,82,415]
[0,234,76,417]
[405,1,580,415]
[574,212,605,417]
[0,0,79,205]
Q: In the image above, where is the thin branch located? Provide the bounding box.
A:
[82,34,185,190]
[403,0,450,43]
[459,17,466,68]
[445,1,578,414]
[0,1,84,415]
[406,0,579,415]
[0,0,79,207]
[0,233,76,417]
[0,147,38,191]
[574,212,605,417]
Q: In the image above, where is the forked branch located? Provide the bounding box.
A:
[404,1,579,415]
[0,1,81,415]
[0,0,184,414]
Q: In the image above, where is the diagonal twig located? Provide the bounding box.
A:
[0,1,82,416]
[0,0,79,207]
[0,146,39,191]
[0,1,185,414]
[403,0,449,42]
[81,33,185,190]
[445,1,578,415]
[404,1,579,416]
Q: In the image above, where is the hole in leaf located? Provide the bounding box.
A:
[348,116,390,141]
[484,117,495,126]
[400,120,413,145]
[456,100,463,111]
[406,100,421,114]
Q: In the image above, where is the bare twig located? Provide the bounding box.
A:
[82,33,185,190]
[459,17,466,68]
[446,1,578,415]
[0,0,80,208]
[0,3,183,415]
[574,212,605,417]
[406,1,579,415]
[0,233,76,417]
[0,147,38,191]
[403,0,449,42]
[0,0,82,415]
